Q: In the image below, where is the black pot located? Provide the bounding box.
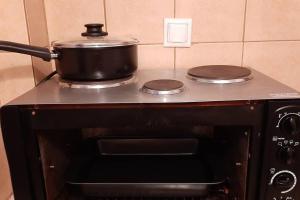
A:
[0,24,138,81]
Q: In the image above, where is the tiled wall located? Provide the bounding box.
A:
[43,0,300,90]
[1,0,300,198]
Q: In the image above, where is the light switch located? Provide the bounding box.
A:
[164,18,192,47]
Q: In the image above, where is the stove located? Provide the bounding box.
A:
[7,67,300,105]
[2,66,300,200]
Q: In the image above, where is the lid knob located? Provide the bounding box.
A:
[81,23,108,37]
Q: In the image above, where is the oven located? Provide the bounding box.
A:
[2,99,300,200]
[1,67,300,200]
[36,103,256,200]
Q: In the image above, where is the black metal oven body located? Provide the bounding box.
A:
[1,99,300,200]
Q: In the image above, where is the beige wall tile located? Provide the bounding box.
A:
[0,0,28,43]
[176,43,243,68]
[0,53,34,105]
[24,0,49,46]
[106,0,174,44]
[24,0,53,84]
[176,0,246,42]
[245,0,300,41]
[138,45,174,69]
[243,41,300,91]
[44,0,105,42]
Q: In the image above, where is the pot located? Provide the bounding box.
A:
[0,23,138,81]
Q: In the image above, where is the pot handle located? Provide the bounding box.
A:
[0,41,57,61]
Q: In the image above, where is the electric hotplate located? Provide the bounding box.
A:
[187,65,252,84]
[141,79,184,95]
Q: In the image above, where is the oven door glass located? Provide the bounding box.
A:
[37,126,250,200]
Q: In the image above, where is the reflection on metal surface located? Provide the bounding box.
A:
[141,87,184,95]
[58,75,136,89]
[186,74,253,84]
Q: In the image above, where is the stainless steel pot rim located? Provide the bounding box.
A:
[52,37,139,48]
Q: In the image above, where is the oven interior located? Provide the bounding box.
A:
[36,125,250,200]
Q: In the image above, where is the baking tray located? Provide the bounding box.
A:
[66,155,226,197]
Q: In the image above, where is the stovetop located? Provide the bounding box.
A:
[6,68,300,106]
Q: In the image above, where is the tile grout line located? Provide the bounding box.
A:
[138,43,163,46]
[103,0,108,32]
[174,48,177,71]
[192,41,242,44]
[22,0,37,85]
[173,0,176,70]
[245,39,300,43]
[139,40,300,45]
[241,0,249,67]
[137,40,300,46]
[41,0,50,44]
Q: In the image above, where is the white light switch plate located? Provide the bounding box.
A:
[164,18,192,47]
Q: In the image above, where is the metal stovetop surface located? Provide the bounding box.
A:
[6,68,300,106]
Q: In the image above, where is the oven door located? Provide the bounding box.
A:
[37,125,250,200]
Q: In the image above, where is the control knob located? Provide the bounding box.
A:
[280,115,300,135]
[270,170,297,194]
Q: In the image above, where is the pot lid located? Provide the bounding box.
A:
[52,23,138,48]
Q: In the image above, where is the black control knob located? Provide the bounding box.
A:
[280,115,300,135]
[270,170,297,194]
[277,147,296,165]
[273,172,295,189]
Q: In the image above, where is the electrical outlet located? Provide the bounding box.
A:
[164,18,192,47]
